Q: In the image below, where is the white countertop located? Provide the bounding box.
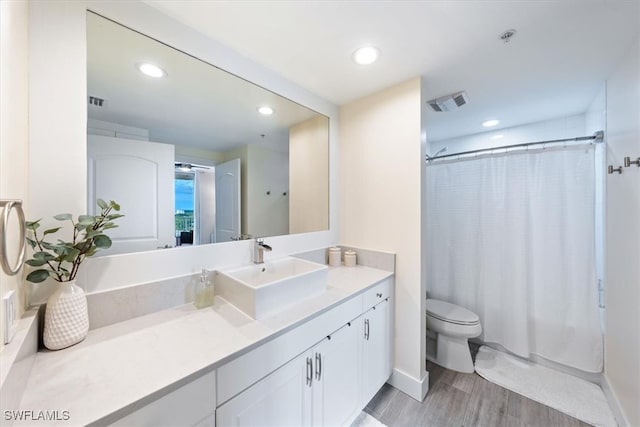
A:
[17,265,392,426]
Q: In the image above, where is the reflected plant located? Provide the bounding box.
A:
[24,199,123,283]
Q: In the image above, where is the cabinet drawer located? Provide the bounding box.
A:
[362,278,391,310]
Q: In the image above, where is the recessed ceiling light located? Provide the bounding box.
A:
[353,46,379,65]
[490,134,504,140]
[257,106,274,115]
[138,63,166,78]
[482,119,500,128]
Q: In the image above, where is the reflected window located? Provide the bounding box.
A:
[175,172,195,244]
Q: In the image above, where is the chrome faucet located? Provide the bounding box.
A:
[253,238,272,264]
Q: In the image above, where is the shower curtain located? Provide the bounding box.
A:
[426,145,603,373]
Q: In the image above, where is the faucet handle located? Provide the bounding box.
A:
[256,237,264,244]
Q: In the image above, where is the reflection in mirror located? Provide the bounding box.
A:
[86,12,329,256]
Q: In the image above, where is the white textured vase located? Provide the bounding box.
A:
[43,281,89,350]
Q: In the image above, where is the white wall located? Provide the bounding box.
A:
[604,36,640,427]
[289,116,330,234]
[87,118,149,141]
[0,0,30,352]
[27,0,88,303]
[26,0,339,300]
[430,113,587,156]
[340,77,427,400]
[245,145,289,238]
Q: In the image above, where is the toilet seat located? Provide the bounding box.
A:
[426,299,479,326]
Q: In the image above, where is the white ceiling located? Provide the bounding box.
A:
[144,0,639,142]
[87,12,320,152]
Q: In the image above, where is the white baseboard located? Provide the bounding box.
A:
[387,367,429,402]
[601,373,630,427]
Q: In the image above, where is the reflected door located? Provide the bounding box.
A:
[215,158,241,242]
[87,135,175,254]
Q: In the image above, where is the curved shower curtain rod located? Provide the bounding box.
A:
[426,130,604,162]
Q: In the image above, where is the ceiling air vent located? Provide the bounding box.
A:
[427,91,469,112]
[88,96,106,108]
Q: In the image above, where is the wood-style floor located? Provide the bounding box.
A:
[365,354,591,426]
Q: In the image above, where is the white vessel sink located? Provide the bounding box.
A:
[215,257,328,319]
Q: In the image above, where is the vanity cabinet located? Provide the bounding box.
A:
[110,370,216,427]
[216,322,361,427]
[216,351,312,426]
[361,298,391,407]
[312,322,362,426]
[216,278,393,427]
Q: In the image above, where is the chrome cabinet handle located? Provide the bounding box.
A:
[624,156,640,167]
[376,292,383,298]
[364,319,370,340]
[0,200,26,276]
[306,357,313,386]
[608,165,623,174]
[315,352,322,381]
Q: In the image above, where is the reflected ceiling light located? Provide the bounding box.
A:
[353,46,379,65]
[138,63,166,78]
[257,106,275,115]
[482,119,500,128]
[491,134,504,140]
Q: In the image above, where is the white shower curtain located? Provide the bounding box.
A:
[426,146,603,373]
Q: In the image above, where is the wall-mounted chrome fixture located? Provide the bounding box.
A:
[608,165,623,175]
[0,200,27,276]
[624,156,640,167]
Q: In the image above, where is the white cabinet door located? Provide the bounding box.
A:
[216,352,312,427]
[362,299,391,404]
[312,323,361,427]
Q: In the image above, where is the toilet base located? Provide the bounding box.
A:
[428,333,475,373]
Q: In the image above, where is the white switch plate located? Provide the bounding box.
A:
[3,290,17,344]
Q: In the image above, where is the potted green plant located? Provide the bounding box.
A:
[25,199,123,350]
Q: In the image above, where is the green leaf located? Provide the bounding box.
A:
[93,234,112,249]
[78,215,95,225]
[25,220,41,230]
[41,241,58,250]
[26,237,37,249]
[43,227,62,235]
[97,199,108,210]
[106,214,125,221]
[102,223,118,230]
[63,248,81,263]
[50,244,67,256]
[85,247,98,257]
[25,259,47,267]
[33,252,55,261]
[110,201,121,211]
[26,269,50,283]
[53,213,72,221]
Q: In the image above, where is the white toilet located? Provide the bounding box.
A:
[426,299,482,373]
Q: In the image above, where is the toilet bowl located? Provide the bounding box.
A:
[426,299,482,373]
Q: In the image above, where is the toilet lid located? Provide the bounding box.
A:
[426,299,480,326]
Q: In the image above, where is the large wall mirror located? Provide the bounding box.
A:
[87,12,329,256]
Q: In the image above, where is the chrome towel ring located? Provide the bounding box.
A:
[0,199,27,276]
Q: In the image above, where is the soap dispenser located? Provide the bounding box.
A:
[194,268,214,308]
